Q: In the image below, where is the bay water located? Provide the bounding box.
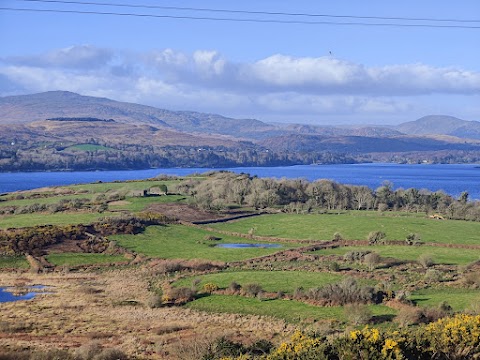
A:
[1,163,479,199]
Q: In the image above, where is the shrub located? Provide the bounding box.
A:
[424,268,442,282]
[418,254,434,268]
[328,261,340,272]
[463,271,480,287]
[308,278,383,306]
[203,283,218,294]
[293,287,305,300]
[332,232,343,241]
[243,283,263,297]
[165,287,196,304]
[228,281,241,294]
[92,348,128,360]
[146,294,162,309]
[363,252,381,270]
[343,250,371,262]
[344,303,372,325]
[367,231,386,245]
[395,306,423,327]
[405,232,421,245]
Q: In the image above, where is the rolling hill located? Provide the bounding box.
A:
[396,115,480,139]
[2,91,480,171]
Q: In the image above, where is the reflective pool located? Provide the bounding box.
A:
[0,285,47,303]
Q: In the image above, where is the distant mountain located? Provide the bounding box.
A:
[0,120,241,148]
[0,91,278,140]
[2,91,480,167]
[396,115,480,139]
[260,133,480,153]
[282,123,402,137]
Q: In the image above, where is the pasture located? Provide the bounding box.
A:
[207,212,480,245]
[186,295,397,323]
[315,245,480,265]
[112,225,301,262]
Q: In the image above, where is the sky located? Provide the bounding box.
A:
[1,0,479,125]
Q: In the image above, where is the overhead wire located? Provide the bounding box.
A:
[2,2,480,29]
[13,0,480,24]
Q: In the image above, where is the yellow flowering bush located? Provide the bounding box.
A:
[422,314,480,359]
[223,314,480,360]
[203,282,219,293]
[266,330,331,360]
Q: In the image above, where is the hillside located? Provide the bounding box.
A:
[0,120,240,148]
[260,133,480,153]
[0,91,278,140]
[2,91,480,171]
[396,115,480,139]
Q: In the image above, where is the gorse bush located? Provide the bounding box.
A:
[221,314,480,360]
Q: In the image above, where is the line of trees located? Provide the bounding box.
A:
[176,172,480,221]
[0,142,356,171]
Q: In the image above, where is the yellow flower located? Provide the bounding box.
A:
[382,338,399,356]
[350,330,360,341]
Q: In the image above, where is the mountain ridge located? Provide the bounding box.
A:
[2,91,479,141]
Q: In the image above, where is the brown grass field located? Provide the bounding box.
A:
[0,266,293,359]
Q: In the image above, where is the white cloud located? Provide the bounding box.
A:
[4,45,113,70]
[0,46,479,124]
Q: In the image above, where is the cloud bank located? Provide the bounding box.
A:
[1,45,479,124]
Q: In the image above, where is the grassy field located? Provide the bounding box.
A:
[410,288,480,311]
[315,245,480,265]
[1,176,480,358]
[67,179,182,194]
[108,194,187,212]
[113,225,300,262]
[207,213,480,245]
[0,211,116,228]
[0,256,29,269]
[186,294,396,323]
[174,270,343,293]
[46,253,128,266]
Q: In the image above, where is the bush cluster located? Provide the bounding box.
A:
[220,314,480,360]
[301,278,386,306]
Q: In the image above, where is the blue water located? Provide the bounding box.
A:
[0,286,37,303]
[0,163,479,199]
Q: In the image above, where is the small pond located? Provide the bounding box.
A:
[216,243,281,249]
[0,285,47,303]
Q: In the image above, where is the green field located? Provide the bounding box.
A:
[67,179,182,194]
[108,194,187,212]
[0,256,29,269]
[186,295,396,323]
[315,245,480,265]
[46,253,128,266]
[410,288,480,311]
[207,213,480,245]
[174,270,343,293]
[113,224,299,262]
[65,144,115,152]
[0,211,116,228]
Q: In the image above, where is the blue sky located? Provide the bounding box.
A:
[1,0,479,125]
